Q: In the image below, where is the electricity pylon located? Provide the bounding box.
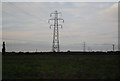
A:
[112,44,115,51]
[83,42,86,52]
[48,10,64,52]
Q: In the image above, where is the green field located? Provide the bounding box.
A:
[2,54,120,79]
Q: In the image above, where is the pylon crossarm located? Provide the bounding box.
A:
[58,18,64,23]
[50,13,55,17]
[58,24,63,28]
[50,25,54,29]
[48,18,54,24]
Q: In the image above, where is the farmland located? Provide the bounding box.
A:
[2,52,120,79]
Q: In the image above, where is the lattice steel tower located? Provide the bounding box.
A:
[48,10,64,52]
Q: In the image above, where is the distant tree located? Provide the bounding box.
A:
[67,50,70,52]
[2,41,6,54]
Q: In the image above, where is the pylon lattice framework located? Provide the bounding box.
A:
[48,10,64,52]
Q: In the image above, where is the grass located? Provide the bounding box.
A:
[2,53,120,79]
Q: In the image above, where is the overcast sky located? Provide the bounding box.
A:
[2,2,118,52]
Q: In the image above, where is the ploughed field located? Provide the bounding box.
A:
[2,52,120,79]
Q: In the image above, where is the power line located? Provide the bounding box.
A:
[5,3,44,21]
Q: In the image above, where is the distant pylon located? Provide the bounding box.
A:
[83,42,86,52]
[48,10,64,52]
[112,44,115,51]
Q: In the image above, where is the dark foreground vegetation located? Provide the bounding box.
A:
[2,52,120,80]
[3,51,120,55]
